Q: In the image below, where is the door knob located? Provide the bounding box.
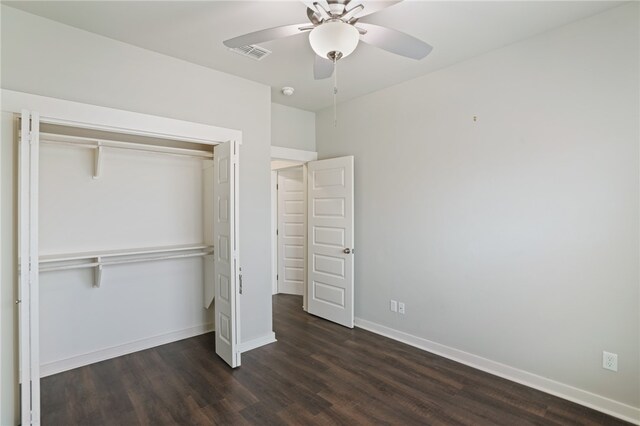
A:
[343,248,351,254]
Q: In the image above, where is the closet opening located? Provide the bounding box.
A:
[12,98,241,426]
[35,123,218,330]
[34,124,221,419]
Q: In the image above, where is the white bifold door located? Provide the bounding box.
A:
[307,156,355,328]
[19,110,41,425]
[213,140,241,368]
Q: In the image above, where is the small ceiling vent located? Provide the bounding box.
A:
[230,44,272,61]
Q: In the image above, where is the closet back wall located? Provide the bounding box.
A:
[39,143,209,370]
[1,6,273,424]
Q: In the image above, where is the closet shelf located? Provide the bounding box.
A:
[36,244,214,288]
[38,132,214,179]
[39,243,212,264]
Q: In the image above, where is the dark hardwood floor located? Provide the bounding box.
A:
[42,294,629,425]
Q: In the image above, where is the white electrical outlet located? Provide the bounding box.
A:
[603,351,618,372]
[398,302,405,314]
[390,300,398,312]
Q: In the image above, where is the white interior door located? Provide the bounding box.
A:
[18,110,41,425]
[213,141,240,367]
[307,156,354,328]
[277,167,305,296]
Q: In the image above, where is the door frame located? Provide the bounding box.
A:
[3,90,243,425]
[270,146,317,311]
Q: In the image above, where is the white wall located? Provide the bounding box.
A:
[316,2,639,417]
[1,6,273,424]
[271,102,316,151]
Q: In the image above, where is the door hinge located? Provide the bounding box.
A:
[276,229,278,236]
[239,270,243,295]
[276,274,279,281]
[276,184,279,190]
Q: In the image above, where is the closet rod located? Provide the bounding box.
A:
[39,243,212,264]
[39,132,214,159]
[40,250,213,273]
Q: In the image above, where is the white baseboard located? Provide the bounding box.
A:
[40,323,214,377]
[355,318,640,425]
[240,332,277,353]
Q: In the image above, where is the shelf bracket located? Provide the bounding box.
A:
[94,257,103,288]
[93,142,103,179]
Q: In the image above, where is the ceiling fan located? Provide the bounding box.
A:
[222,0,433,80]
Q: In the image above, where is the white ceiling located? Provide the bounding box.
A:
[5,1,623,111]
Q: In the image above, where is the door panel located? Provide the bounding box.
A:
[277,168,305,295]
[19,110,41,425]
[213,141,240,368]
[307,156,354,328]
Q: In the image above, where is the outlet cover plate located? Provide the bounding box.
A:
[390,300,398,312]
[603,351,618,372]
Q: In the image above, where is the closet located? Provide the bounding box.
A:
[6,90,241,426]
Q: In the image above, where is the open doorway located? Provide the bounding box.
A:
[270,147,356,328]
[271,146,315,312]
[275,166,306,297]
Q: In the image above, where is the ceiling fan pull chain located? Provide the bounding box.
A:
[333,56,338,128]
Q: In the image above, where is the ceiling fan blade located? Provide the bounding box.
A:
[358,23,432,60]
[301,0,330,12]
[223,23,309,49]
[314,55,334,80]
[301,0,331,21]
[347,0,402,20]
[341,4,365,22]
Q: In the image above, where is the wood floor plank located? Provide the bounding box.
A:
[41,294,631,425]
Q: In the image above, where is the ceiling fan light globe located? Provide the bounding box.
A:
[309,21,360,60]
